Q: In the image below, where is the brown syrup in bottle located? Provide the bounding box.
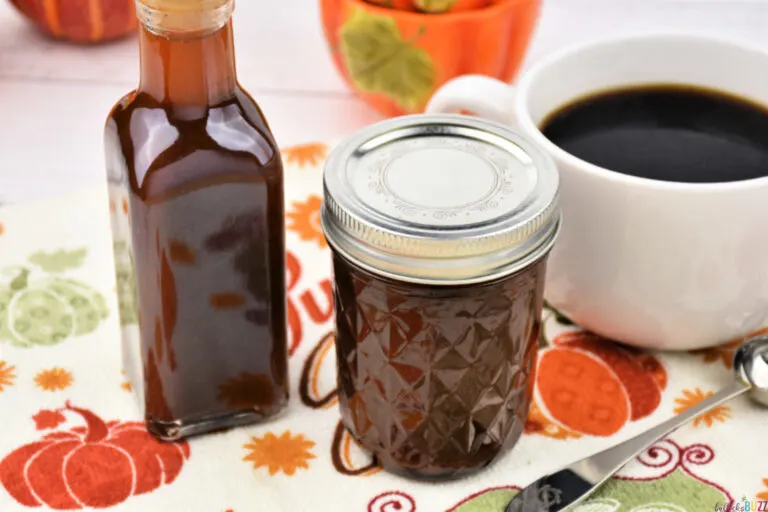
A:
[105,6,288,441]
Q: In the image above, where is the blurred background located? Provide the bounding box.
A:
[1,0,767,205]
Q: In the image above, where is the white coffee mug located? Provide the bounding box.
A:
[426,33,768,351]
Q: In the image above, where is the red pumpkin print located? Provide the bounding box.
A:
[530,331,667,437]
[0,402,190,510]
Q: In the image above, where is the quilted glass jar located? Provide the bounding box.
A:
[321,114,561,480]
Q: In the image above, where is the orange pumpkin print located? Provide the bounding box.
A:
[0,222,4,236]
[243,431,316,476]
[0,361,16,392]
[529,331,667,438]
[524,400,581,440]
[282,143,328,168]
[34,368,74,392]
[0,403,190,510]
[674,388,731,427]
[287,195,327,249]
[758,479,768,501]
[8,0,137,43]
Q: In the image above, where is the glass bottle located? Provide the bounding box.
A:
[105,0,289,441]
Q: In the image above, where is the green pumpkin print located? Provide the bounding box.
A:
[450,442,731,512]
[0,248,109,347]
[339,10,435,111]
[113,240,138,327]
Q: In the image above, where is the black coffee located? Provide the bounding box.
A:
[541,85,768,183]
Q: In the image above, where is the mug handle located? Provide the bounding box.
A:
[425,74,518,126]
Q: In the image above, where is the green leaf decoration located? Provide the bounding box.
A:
[29,248,87,273]
[451,468,729,512]
[571,499,621,512]
[591,468,728,511]
[339,10,436,111]
[451,488,518,512]
[414,0,457,12]
[10,268,30,292]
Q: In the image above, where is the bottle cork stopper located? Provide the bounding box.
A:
[136,0,233,34]
[138,0,230,13]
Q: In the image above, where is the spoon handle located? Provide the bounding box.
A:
[506,379,750,512]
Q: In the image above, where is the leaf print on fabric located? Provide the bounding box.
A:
[28,249,87,273]
[168,240,196,265]
[0,249,109,348]
[448,441,731,512]
[0,361,16,392]
[0,402,191,510]
[32,409,67,430]
[287,195,327,249]
[340,10,435,111]
[209,292,246,310]
[282,143,328,168]
[243,431,316,476]
[674,388,731,427]
[448,486,519,512]
[34,367,74,391]
[414,0,456,12]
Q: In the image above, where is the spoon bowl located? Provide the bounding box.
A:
[735,334,768,406]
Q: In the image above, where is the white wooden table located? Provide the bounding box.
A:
[1,0,767,205]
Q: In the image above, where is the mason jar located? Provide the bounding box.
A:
[321,114,561,480]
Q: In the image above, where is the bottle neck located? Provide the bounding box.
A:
[137,2,237,106]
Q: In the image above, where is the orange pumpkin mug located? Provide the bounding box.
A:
[320,0,542,117]
[8,0,137,44]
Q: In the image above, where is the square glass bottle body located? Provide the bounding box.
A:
[105,2,289,441]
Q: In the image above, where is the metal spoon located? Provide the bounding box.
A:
[506,334,768,512]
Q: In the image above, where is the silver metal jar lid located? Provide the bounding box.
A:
[320,113,561,285]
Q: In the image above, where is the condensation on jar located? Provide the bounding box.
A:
[320,114,562,480]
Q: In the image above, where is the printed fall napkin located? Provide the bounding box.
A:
[0,143,767,512]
